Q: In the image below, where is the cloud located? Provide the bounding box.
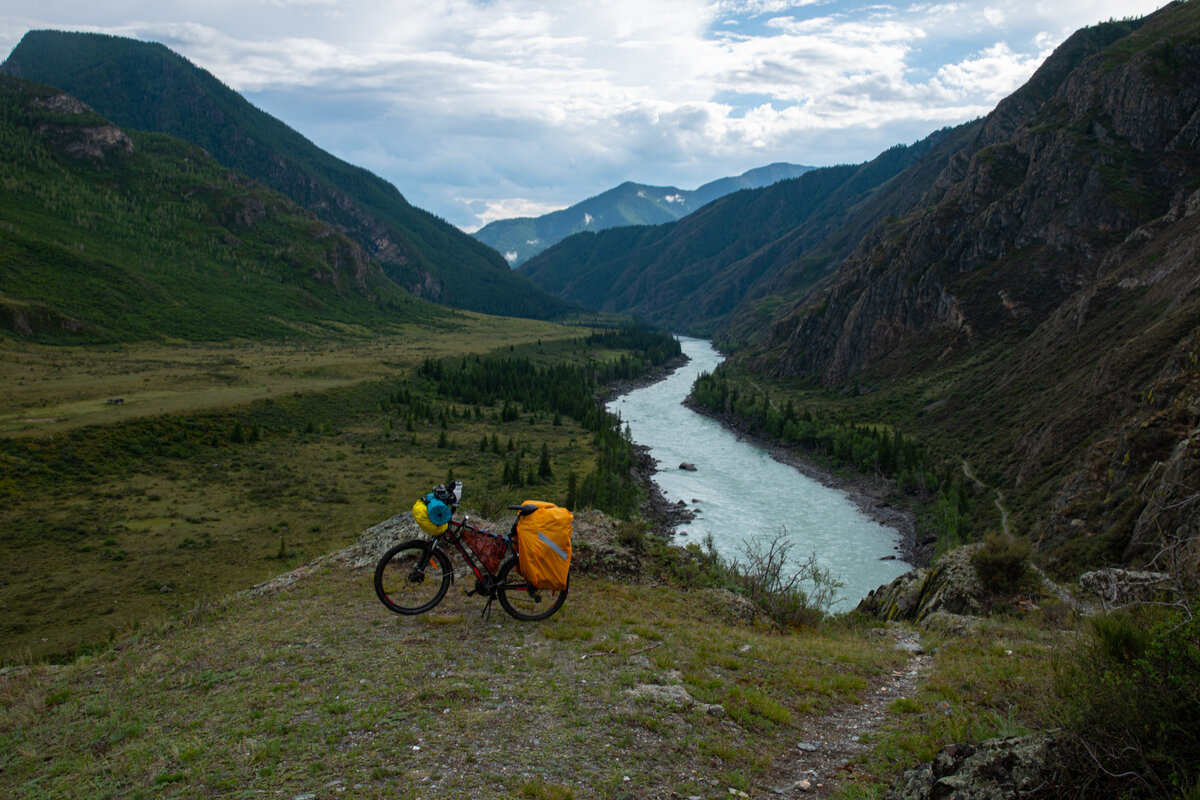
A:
[2,0,1172,230]
[934,41,1052,102]
[664,193,685,202]
[459,196,568,232]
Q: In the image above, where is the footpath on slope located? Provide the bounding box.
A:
[766,627,926,798]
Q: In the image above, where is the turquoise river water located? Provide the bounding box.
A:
[606,336,910,608]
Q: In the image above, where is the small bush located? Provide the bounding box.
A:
[1055,607,1200,798]
[971,532,1031,594]
[615,520,646,551]
[729,531,842,629]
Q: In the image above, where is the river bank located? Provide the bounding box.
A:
[679,396,932,569]
[596,353,700,537]
[604,349,930,570]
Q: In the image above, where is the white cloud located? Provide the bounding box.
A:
[583,212,594,225]
[504,250,518,262]
[934,41,1051,101]
[1,0,1173,229]
[664,193,685,202]
[458,196,568,232]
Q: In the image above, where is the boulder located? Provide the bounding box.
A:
[857,543,987,622]
[884,734,1061,800]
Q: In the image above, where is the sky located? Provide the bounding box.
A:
[0,0,1169,231]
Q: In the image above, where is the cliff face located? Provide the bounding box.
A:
[756,13,1200,382]
[739,4,1200,569]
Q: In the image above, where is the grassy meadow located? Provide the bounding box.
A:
[0,561,1064,800]
[0,315,622,664]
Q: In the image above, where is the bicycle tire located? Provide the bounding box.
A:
[496,555,568,621]
[374,539,452,615]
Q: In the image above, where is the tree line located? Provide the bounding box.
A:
[689,368,975,547]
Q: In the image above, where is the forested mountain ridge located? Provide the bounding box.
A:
[472,162,812,267]
[517,135,945,335]
[0,30,574,320]
[0,75,436,342]
[729,3,1200,572]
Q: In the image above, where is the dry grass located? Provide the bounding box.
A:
[0,565,907,800]
[0,314,578,437]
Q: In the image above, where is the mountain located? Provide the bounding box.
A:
[517,139,944,335]
[0,75,441,342]
[730,4,1200,573]
[472,163,812,267]
[518,2,1200,576]
[0,30,573,321]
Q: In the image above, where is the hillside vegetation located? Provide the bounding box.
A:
[518,138,945,336]
[0,76,433,342]
[1,31,574,320]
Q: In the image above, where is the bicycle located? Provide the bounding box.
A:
[373,483,569,621]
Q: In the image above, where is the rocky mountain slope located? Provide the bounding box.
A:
[0,76,431,342]
[735,4,1200,572]
[517,135,945,335]
[1,30,573,321]
[472,162,811,267]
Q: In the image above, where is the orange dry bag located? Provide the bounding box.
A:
[515,500,573,591]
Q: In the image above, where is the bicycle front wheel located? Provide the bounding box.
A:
[496,555,568,621]
[374,539,451,614]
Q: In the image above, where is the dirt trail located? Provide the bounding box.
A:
[765,626,927,798]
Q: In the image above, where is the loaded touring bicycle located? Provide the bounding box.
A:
[374,482,572,621]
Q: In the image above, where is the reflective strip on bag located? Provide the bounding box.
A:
[537,530,569,562]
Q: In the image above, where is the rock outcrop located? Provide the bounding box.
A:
[884,734,1062,800]
[856,544,989,623]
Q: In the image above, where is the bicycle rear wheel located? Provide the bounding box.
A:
[374,539,451,614]
[496,555,568,621]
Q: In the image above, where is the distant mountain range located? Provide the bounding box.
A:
[1,30,574,321]
[518,141,942,334]
[472,163,812,267]
[517,2,1200,574]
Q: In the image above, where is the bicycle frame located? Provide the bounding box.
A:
[429,517,515,590]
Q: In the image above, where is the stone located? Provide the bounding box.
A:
[883,734,1060,800]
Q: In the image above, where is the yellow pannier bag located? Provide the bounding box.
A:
[516,500,573,591]
[412,497,449,536]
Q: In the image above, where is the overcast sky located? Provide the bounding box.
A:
[0,0,1168,231]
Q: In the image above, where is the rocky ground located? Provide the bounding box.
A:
[764,626,929,798]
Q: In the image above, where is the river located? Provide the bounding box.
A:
[607,337,910,609]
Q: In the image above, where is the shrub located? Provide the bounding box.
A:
[1054,608,1200,798]
[728,531,843,629]
[971,532,1031,594]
